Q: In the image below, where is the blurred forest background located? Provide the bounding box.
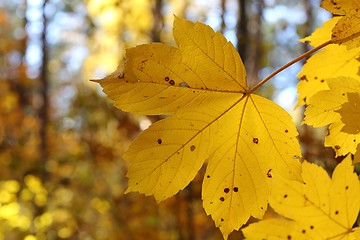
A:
[0,0,338,239]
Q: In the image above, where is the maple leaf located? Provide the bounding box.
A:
[337,92,360,164]
[297,17,360,106]
[242,156,360,240]
[93,17,302,239]
[321,0,360,49]
[304,77,360,157]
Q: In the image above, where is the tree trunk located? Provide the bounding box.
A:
[237,0,247,61]
[151,0,163,42]
[39,0,49,180]
[247,0,264,86]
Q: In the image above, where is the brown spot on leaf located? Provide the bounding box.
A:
[253,138,259,144]
[165,76,170,81]
[285,129,289,133]
[220,197,225,202]
[310,225,314,229]
[287,235,292,240]
[346,186,349,190]
[233,187,238,192]
[157,139,162,144]
[221,218,224,222]
[224,188,230,193]
[267,169,272,178]
[302,229,306,234]
[335,145,340,150]
[284,194,288,198]
[169,80,175,85]
[207,175,210,178]
[335,210,339,215]
[190,145,196,151]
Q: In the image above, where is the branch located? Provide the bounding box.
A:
[247,40,332,94]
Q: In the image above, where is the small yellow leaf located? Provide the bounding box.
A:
[300,17,340,47]
[296,45,360,106]
[325,121,360,157]
[321,0,360,49]
[338,92,360,134]
[94,17,302,239]
[304,77,360,156]
[243,156,360,240]
[296,16,360,107]
[303,77,360,127]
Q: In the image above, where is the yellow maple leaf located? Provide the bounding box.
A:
[93,17,302,239]
[337,92,360,164]
[297,17,360,106]
[304,77,360,157]
[300,17,340,47]
[321,0,360,49]
[242,156,360,240]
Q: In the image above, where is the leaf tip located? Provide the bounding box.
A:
[90,79,101,83]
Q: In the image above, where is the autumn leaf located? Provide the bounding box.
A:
[337,92,360,164]
[93,16,302,239]
[304,77,360,157]
[297,17,360,106]
[300,17,339,47]
[242,156,360,240]
[321,0,360,49]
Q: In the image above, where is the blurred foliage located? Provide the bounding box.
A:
[0,0,334,239]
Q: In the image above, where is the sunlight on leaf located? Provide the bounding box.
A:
[94,16,302,239]
[243,156,360,240]
[300,17,340,47]
[304,78,360,156]
[297,18,360,106]
[321,0,360,49]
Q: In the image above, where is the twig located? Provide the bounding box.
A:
[247,40,332,94]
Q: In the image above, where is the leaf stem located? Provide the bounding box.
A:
[247,40,332,94]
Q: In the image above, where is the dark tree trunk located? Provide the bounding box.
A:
[39,0,49,180]
[237,0,248,61]
[151,0,164,42]
[247,0,264,86]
